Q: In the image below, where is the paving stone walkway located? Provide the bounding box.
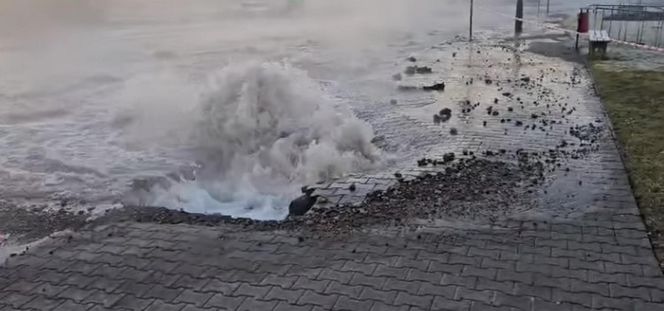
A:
[2,37,664,311]
[1,217,663,311]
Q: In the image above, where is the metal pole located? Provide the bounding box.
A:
[470,0,474,41]
[537,0,541,17]
[575,9,581,50]
[516,0,524,35]
[546,0,550,15]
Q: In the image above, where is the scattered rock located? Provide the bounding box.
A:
[397,85,418,92]
[289,195,317,216]
[349,183,356,192]
[407,56,417,62]
[392,73,402,81]
[301,186,315,196]
[438,108,452,122]
[443,153,455,163]
[423,82,446,91]
[405,66,432,75]
[416,66,433,74]
[449,128,458,135]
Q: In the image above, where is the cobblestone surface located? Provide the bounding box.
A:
[1,217,663,311]
[2,36,664,310]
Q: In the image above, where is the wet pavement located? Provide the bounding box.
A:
[2,28,664,311]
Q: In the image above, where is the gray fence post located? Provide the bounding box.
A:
[516,0,524,35]
[470,0,474,41]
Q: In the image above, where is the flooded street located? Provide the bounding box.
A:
[0,0,639,224]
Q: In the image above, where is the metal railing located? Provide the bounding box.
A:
[588,4,664,47]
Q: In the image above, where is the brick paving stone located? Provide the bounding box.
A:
[172,275,210,291]
[292,277,330,292]
[407,269,443,284]
[454,287,494,304]
[60,273,96,288]
[349,273,387,288]
[205,294,245,310]
[113,294,154,310]
[57,286,92,303]
[476,279,514,293]
[469,302,511,311]
[634,301,664,311]
[493,292,532,310]
[145,300,186,311]
[297,290,339,308]
[237,297,278,311]
[2,292,34,308]
[552,290,592,308]
[114,281,154,297]
[531,299,573,311]
[88,277,125,293]
[23,296,64,311]
[317,269,354,284]
[274,302,312,311]
[233,283,271,298]
[374,265,408,279]
[83,290,125,308]
[324,281,364,298]
[431,296,471,311]
[52,300,93,311]
[359,287,398,303]
[441,274,476,288]
[394,292,433,309]
[417,283,456,299]
[264,286,304,304]
[174,289,213,306]
[4,280,39,292]
[143,285,182,302]
[428,262,465,275]
[201,279,241,295]
[370,302,410,311]
[512,283,552,301]
[591,295,635,310]
[33,282,67,297]
[334,296,374,311]
[383,278,422,295]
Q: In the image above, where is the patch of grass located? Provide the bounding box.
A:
[592,65,664,264]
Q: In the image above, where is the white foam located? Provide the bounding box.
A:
[119,62,381,220]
